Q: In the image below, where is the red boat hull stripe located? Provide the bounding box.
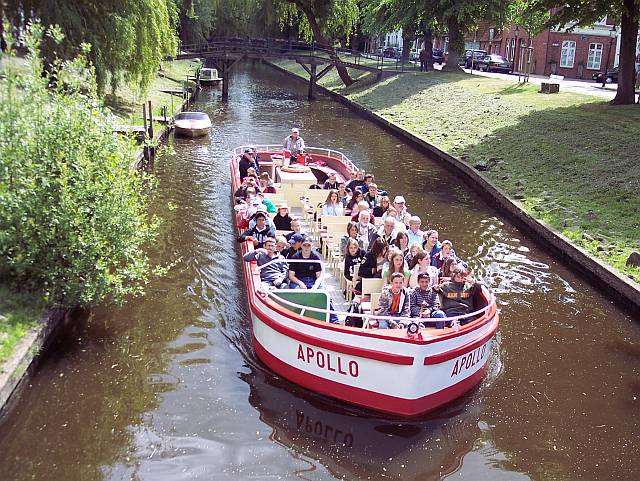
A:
[254,339,488,417]
[424,319,498,365]
[251,299,415,365]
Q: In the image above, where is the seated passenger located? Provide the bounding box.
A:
[243,237,289,289]
[237,212,276,248]
[439,256,457,282]
[255,193,277,214]
[392,230,410,255]
[405,241,424,268]
[373,195,391,217]
[355,210,377,248]
[338,183,351,209]
[346,170,367,194]
[438,266,483,325]
[372,217,400,245]
[408,251,439,288]
[392,195,412,226]
[323,172,339,190]
[375,272,411,329]
[406,216,424,247]
[410,273,446,328]
[364,183,381,209]
[343,238,366,283]
[345,190,364,216]
[321,189,344,217]
[259,172,277,193]
[273,204,293,231]
[284,218,305,241]
[422,229,442,265]
[351,201,375,223]
[432,239,468,270]
[282,232,304,258]
[381,249,411,286]
[239,147,260,180]
[234,175,261,200]
[340,221,364,254]
[275,235,289,254]
[288,236,323,289]
[248,204,276,231]
[357,238,388,292]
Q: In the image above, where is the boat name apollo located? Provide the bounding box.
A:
[296,410,355,447]
[450,342,488,378]
[296,343,360,378]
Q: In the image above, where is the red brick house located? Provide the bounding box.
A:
[434,19,620,79]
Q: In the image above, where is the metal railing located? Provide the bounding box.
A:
[250,257,497,328]
[232,144,359,173]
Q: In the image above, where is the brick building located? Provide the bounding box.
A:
[434,19,621,80]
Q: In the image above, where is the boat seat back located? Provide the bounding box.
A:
[361,278,384,297]
[370,292,381,312]
[263,193,285,205]
[304,189,329,208]
[319,215,352,228]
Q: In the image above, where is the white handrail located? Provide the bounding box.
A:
[232,145,359,172]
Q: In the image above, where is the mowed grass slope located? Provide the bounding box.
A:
[0,287,42,366]
[273,60,640,277]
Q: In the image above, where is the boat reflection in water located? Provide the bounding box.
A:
[243,367,483,480]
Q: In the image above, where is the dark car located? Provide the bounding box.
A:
[476,54,512,73]
[592,67,618,83]
[461,49,487,67]
[432,48,444,64]
[383,46,401,59]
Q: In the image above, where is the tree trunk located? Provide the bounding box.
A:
[612,0,639,105]
[0,4,6,52]
[294,0,354,87]
[401,28,411,62]
[442,16,462,72]
[424,27,434,71]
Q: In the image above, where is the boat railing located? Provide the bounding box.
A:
[232,145,359,173]
[253,257,496,328]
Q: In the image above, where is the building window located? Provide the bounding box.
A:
[587,43,603,69]
[560,40,576,68]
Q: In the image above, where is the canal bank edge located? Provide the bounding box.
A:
[264,60,640,316]
[0,309,69,417]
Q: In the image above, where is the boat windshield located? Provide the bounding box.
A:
[176,112,209,121]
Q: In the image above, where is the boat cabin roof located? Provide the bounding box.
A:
[175,111,210,121]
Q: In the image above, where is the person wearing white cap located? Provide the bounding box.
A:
[283,127,306,162]
[273,203,293,230]
[393,195,412,226]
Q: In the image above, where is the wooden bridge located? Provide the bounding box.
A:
[176,38,389,100]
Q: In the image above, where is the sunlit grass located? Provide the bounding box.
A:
[0,287,42,366]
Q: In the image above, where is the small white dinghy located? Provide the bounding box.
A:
[174,111,211,138]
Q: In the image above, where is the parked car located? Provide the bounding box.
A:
[592,67,618,83]
[460,49,488,67]
[475,54,512,73]
[432,48,444,64]
[410,49,420,61]
[383,46,402,59]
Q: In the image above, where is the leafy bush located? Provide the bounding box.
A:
[0,24,160,307]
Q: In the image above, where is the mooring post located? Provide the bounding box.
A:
[308,63,317,101]
[222,60,229,99]
[148,100,154,140]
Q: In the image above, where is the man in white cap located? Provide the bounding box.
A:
[283,128,306,163]
[393,195,411,226]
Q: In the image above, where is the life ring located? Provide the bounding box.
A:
[281,164,311,173]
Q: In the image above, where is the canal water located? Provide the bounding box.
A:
[0,63,638,481]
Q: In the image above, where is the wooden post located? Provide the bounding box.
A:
[308,63,317,101]
[148,100,154,140]
[142,103,148,137]
[222,60,229,99]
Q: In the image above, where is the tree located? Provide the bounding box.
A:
[536,0,639,105]
[361,0,422,61]
[3,0,178,93]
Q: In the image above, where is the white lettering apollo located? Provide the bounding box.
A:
[297,344,359,378]
[450,343,488,377]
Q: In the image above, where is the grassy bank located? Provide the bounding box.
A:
[0,288,41,366]
[273,60,640,278]
[104,59,201,140]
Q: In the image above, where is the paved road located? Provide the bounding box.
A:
[429,63,638,101]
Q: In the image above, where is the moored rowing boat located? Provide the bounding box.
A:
[232,144,499,417]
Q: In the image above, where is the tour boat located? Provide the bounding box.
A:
[174,111,211,138]
[232,145,499,417]
[199,67,222,86]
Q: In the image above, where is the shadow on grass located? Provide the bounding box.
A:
[496,82,532,95]
[459,101,640,272]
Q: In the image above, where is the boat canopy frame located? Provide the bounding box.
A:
[232,145,359,174]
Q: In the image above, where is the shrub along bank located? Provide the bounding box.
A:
[0,26,161,365]
[272,60,640,279]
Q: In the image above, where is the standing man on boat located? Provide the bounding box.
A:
[283,128,305,163]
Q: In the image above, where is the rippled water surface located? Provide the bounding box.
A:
[1,64,639,481]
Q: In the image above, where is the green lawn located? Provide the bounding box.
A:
[104,59,201,140]
[273,60,640,278]
[0,287,42,366]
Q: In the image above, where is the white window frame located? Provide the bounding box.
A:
[560,40,576,68]
[587,43,603,70]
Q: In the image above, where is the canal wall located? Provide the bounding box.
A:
[265,60,640,315]
[0,309,70,417]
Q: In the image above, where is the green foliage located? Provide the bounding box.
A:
[4,0,178,94]
[0,286,41,364]
[0,24,161,307]
[276,0,359,43]
[507,0,550,35]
